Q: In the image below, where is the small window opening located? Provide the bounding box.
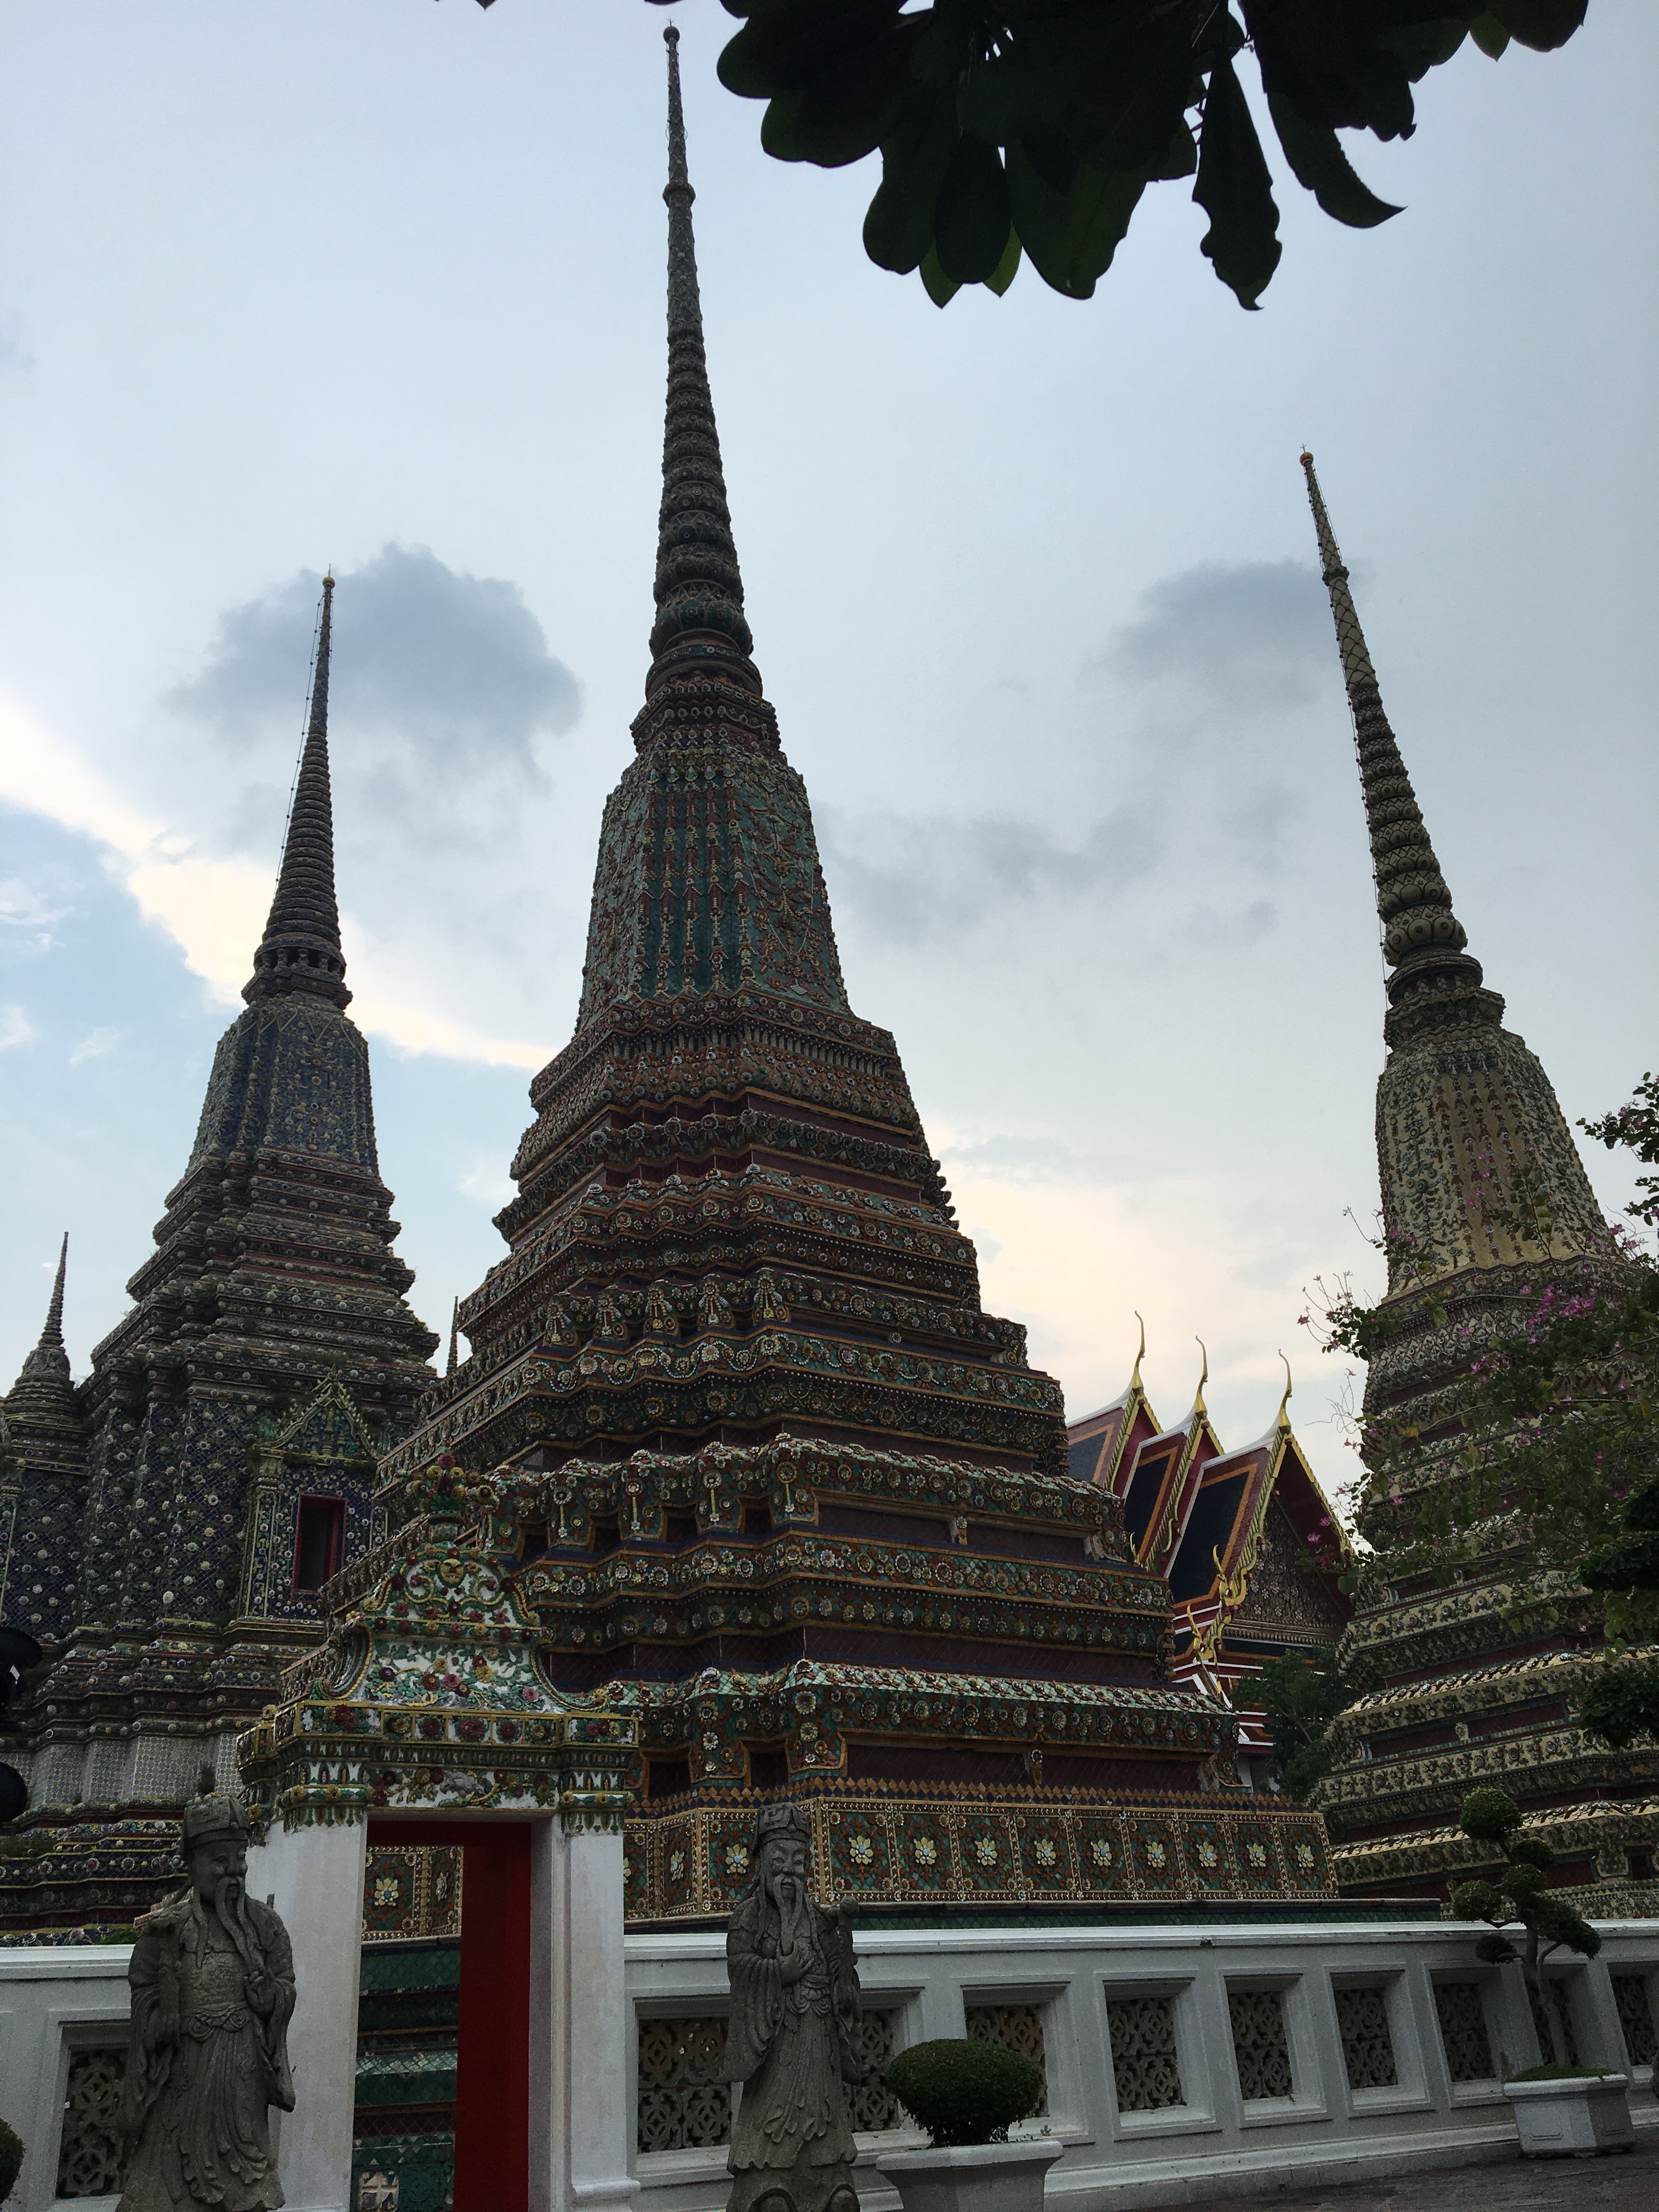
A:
[742,1504,773,1537]
[747,1743,789,1790]
[591,1517,620,1556]
[647,1758,692,1801]
[666,1513,698,1547]
[292,1496,346,1594]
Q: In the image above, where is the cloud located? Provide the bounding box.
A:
[1093,559,1333,711]
[0,694,551,1068]
[821,804,1164,946]
[168,543,583,770]
[67,1025,120,1065]
[0,1005,33,1049]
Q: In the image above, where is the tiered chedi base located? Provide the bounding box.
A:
[1313,982,1655,1908]
[359,1439,1339,1917]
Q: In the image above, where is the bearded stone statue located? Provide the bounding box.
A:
[724,1803,862,2212]
[119,1782,296,2212]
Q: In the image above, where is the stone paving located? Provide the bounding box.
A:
[1180,2135,1659,2212]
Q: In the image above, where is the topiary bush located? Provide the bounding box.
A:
[0,2117,24,2200]
[885,2038,1041,2148]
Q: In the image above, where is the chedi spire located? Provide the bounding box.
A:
[649,26,756,692]
[1300,453,1475,1005]
[245,574,351,1010]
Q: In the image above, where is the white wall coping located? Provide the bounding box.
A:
[627,1915,1659,1961]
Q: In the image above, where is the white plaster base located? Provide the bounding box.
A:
[877,2138,1064,2212]
[1503,2073,1635,2156]
[245,1816,369,2212]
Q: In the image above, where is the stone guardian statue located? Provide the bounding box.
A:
[724,1803,861,2212]
[119,1781,296,2211]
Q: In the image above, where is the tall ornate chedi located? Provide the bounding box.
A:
[0,579,437,1932]
[363,35,1338,1924]
[1299,454,1657,1907]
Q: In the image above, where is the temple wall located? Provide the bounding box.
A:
[3,1914,1658,2210]
[626,1919,1659,2212]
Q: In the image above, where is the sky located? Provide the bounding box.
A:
[1,3,1654,1502]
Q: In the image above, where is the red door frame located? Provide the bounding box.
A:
[368,1818,532,2212]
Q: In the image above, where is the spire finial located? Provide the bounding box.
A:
[244,573,351,1011]
[446,1297,460,1380]
[1276,1351,1293,1429]
[1129,1310,1146,1393]
[648,25,758,691]
[1300,453,1477,1005]
[1192,1336,1208,1414]
[40,1233,67,1352]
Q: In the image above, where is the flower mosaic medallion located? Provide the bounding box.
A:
[973,1836,999,1869]
[1091,1837,1114,1869]
[724,1842,751,1878]
[848,1833,875,1868]
[1033,1837,1058,1869]
[911,1835,938,1869]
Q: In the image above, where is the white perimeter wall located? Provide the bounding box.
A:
[2,1916,1657,2212]
[626,1919,1659,2212]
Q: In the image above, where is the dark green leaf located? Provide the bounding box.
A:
[933,134,1012,284]
[1194,54,1283,309]
[983,228,1022,297]
[719,0,906,101]
[1488,1,1588,53]
[760,44,907,168]
[918,243,961,309]
[862,97,959,274]
[1470,13,1512,58]
[1268,95,1402,229]
[1007,140,1145,300]
[1149,120,1198,183]
[1376,21,1471,82]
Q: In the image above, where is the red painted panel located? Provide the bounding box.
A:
[366,1819,532,2212]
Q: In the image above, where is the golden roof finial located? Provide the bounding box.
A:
[1276,1351,1293,1429]
[1129,1311,1146,1394]
[1192,1336,1208,1417]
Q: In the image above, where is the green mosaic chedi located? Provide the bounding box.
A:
[0,579,437,1933]
[1297,456,1656,1910]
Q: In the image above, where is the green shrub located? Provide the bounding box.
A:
[885,2038,1041,2148]
[0,2117,22,2199]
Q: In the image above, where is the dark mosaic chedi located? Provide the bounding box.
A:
[372,31,1334,1916]
[0,578,438,1933]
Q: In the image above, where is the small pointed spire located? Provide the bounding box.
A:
[1300,454,1478,1005]
[1128,1311,1146,1394]
[1276,1351,1293,1430]
[648,26,757,693]
[446,1297,460,1380]
[38,1234,67,1353]
[5,1234,78,1434]
[1192,1336,1208,1415]
[244,575,351,1011]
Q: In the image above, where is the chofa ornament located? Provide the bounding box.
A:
[724,1803,865,2212]
[117,1775,295,2212]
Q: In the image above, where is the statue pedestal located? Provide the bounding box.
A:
[246,1816,368,2212]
